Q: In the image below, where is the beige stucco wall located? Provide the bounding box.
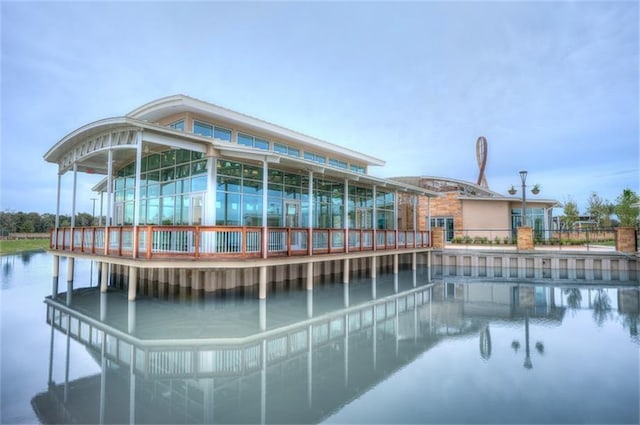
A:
[461,199,511,238]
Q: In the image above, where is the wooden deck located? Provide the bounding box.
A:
[50,226,431,261]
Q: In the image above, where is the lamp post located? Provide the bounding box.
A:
[519,170,527,227]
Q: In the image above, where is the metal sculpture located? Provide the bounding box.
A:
[476,136,488,188]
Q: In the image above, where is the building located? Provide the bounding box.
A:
[394,176,558,242]
[44,95,438,298]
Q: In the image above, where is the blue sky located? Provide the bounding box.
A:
[1,1,638,215]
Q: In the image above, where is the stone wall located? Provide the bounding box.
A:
[517,227,534,250]
[616,227,638,253]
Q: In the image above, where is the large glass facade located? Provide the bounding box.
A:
[113,151,395,230]
[511,207,546,239]
[113,149,207,225]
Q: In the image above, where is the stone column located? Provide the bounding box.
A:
[431,226,445,248]
[616,227,637,253]
[517,227,534,250]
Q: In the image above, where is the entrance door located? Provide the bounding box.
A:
[285,201,302,250]
[285,201,300,227]
[190,195,204,225]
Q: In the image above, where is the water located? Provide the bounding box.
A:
[1,252,639,424]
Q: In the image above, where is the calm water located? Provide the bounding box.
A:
[1,252,639,424]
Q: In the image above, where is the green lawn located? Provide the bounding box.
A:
[0,239,50,255]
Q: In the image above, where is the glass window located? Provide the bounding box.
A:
[191,160,207,175]
[216,192,241,225]
[191,175,207,192]
[161,167,175,182]
[177,164,190,179]
[161,181,175,196]
[238,133,253,147]
[217,160,241,177]
[255,138,269,150]
[124,202,134,225]
[350,164,365,174]
[243,195,262,226]
[147,184,159,197]
[194,121,213,137]
[217,176,241,192]
[161,150,176,168]
[147,154,160,170]
[147,199,159,224]
[176,149,191,164]
[242,179,262,195]
[274,143,287,154]
[214,127,232,142]
[161,197,175,225]
[169,120,185,131]
[329,158,347,169]
[243,164,262,180]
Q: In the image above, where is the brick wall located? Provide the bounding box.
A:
[517,227,534,250]
[616,227,638,253]
[431,226,445,248]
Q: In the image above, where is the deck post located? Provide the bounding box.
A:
[306,262,313,291]
[128,266,137,301]
[371,256,377,278]
[66,258,74,305]
[259,266,267,299]
[343,258,350,283]
[259,299,266,331]
[52,255,59,297]
[100,262,108,292]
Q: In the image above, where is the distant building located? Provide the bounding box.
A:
[394,176,558,242]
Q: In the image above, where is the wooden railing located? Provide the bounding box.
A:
[50,226,431,260]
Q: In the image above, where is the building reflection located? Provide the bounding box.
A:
[32,276,639,424]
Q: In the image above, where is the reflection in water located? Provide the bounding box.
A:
[564,288,583,310]
[31,271,640,425]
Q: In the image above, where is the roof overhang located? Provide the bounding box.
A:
[127,94,385,167]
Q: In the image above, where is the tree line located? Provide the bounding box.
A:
[560,188,639,230]
[0,212,98,236]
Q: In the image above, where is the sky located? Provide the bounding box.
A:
[1,0,638,216]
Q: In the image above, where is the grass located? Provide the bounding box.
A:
[0,239,50,255]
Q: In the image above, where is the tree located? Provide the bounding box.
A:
[586,192,614,228]
[614,189,639,227]
[561,198,580,230]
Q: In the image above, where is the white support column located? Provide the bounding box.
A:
[372,185,377,250]
[343,258,350,284]
[344,178,349,254]
[259,266,267,299]
[393,253,399,274]
[308,170,313,256]
[100,262,108,292]
[262,160,269,259]
[394,190,398,233]
[259,299,266,331]
[66,258,74,305]
[412,195,417,245]
[128,266,137,301]
[52,255,59,297]
[99,191,104,226]
[55,173,62,228]
[261,340,267,425]
[106,147,113,226]
[206,156,217,225]
[71,163,78,227]
[307,289,313,318]
[132,132,143,259]
[307,325,313,407]
[306,262,313,291]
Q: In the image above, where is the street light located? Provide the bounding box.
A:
[508,171,531,227]
[519,170,528,227]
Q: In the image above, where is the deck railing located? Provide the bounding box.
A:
[49,226,431,260]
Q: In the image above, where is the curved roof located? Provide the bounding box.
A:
[127,94,385,166]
